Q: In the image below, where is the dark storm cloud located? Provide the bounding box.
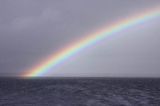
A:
[0,0,160,76]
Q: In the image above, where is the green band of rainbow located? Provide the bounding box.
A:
[22,6,160,77]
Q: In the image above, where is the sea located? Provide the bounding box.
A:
[0,77,160,106]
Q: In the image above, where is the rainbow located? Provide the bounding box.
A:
[22,6,160,77]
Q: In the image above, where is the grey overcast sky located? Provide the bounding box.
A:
[0,0,160,77]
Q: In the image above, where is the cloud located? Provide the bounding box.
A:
[0,0,160,76]
[11,8,61,31]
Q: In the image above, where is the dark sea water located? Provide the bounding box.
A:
[0,77,160,106]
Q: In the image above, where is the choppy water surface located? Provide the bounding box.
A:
[0,78,160,106]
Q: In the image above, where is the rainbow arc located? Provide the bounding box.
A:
[22,7,160,77]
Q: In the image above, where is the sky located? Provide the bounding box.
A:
[0,0,160,77]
